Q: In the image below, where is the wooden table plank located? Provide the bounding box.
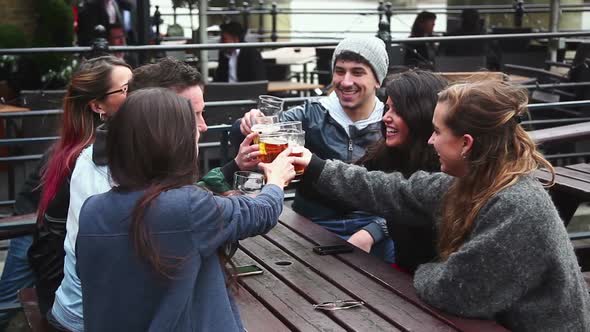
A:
[528,121,590,145]
[0,104,30,113]
[233,250,344,332]
[566,163,590,175]
[262,47,316,65]
[239,235,401,331]
[233,282,292,332]
[438,72,506,83]
[277,207,509,332]
[268,81,323,93]
[535,168,590,197]
[264,222,456,332]
[552,166,590,186]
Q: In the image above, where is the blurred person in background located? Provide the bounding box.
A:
[213,21,267,82]
[404,11,437,69]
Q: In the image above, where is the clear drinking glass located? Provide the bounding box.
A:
[258,95,284,116]
[251,115,280,144]
[285,130,305,176]
[251,114,280,133]
[234,171,265,196]
[278,121,303,132]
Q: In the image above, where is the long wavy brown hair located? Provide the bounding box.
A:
[437,80,555,260]
[38,56,130,225]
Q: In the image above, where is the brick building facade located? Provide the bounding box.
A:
[0,0,37,40]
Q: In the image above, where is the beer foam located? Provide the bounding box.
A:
[261,137,288,145]
[252,124,280,134]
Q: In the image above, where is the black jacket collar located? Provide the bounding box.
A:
[92,123,108,166]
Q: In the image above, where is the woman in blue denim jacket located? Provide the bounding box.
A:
[76,88,296,331]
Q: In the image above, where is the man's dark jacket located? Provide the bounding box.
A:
[214,48,267,82]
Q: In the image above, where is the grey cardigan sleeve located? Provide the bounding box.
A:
[311,158,451,227]
[412,190,555,318]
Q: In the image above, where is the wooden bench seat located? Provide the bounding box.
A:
[528,121,590,145]
[17,288,50,332]
[0,213,37,240]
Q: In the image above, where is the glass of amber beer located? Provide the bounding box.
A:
[251,115,280,144]
[259,132,289,163]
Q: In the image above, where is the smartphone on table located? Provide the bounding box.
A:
[235,264,264,277]
[312,244,354,255]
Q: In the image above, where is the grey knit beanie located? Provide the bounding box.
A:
[331,36,389,84]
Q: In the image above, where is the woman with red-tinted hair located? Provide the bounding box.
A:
[28,55,132,317]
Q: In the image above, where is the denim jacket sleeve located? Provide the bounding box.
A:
[189,184,284,257]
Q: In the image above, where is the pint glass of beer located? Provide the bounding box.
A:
[259,132,288,163]
[251,115,280,144]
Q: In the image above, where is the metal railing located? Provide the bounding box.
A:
[0,98,589,148]
[161,2,590,16]
[0,98,590,204]
[1,31,589,56]
[152,0,590,44]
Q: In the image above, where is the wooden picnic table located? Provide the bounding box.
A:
[268,81,323,95]
[0,104,30,113]
[261,47,316,66]
[535,163,590,224]
[233,205,508,332]
[529,121,590,145]
[535,163,590,270]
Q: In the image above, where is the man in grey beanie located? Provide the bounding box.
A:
[232,36,395,263]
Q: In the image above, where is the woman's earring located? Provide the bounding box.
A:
[99,112,107,122]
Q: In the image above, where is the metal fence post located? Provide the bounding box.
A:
[90,25,109,58]
[385,2,393,25]
[377,17,391,65]
[271,2,278,42]
[258,0,265,42]
[514,0,525,28]
[242,1,251,32]
[153,5,162,45]
[199,0,209,82]
[377,1,384,23]
[548,0,561,62]
[136,0,150,64]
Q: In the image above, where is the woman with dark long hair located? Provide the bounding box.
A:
[404,11,437,69]
[27,55,131,317]
[348,70,446,271]
[296,80,590,330]
[358,70,444,175]
[76,88,295,331]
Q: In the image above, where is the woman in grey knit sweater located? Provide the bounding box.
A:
[296,80,590,331]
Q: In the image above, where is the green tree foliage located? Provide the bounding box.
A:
[31,0,74,77]
[0,25,29,49]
